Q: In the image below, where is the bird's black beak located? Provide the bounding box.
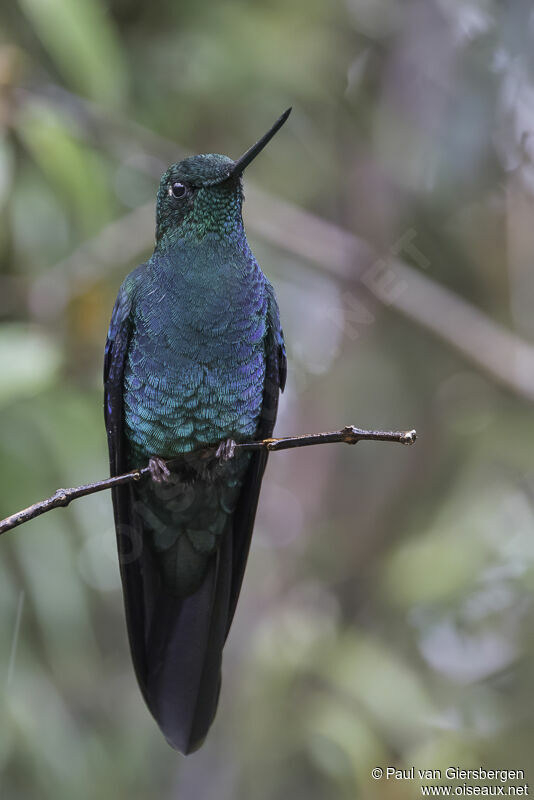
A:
[228,108,292,179]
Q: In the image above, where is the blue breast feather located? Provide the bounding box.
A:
[123,234,268,462]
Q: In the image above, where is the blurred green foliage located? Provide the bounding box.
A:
[1,0,534,798]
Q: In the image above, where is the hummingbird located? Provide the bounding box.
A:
[104,109,289,753]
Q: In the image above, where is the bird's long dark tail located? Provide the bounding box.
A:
[144,522,233,753]
[113,449,267,754]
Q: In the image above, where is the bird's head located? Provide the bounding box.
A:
[155,108,291,245]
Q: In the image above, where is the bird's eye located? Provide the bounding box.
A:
[170,182,187,199]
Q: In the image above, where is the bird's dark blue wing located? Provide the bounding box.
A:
[226,280,286,628]
[104,270,153,700]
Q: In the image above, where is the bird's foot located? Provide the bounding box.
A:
[216,438,236,463]
[148,456,172,483]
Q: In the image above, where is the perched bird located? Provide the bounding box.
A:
[104,110,289,753]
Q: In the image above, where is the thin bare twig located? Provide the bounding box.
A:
[0,425,416,535]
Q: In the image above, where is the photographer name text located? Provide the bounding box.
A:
[384,769,524,782]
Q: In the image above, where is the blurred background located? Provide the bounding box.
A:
[1,0,534,797]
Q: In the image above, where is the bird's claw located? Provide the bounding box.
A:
[148,457,172,483]
[216,438,236,463]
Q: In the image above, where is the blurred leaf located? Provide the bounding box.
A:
[0,324,61,405]
[306,701,387,795]
[315,631,437,741]
[17,0,127,105]
[15,100,114,236]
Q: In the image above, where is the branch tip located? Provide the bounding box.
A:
[401,430,417,445]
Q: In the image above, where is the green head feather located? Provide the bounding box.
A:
[154,108,291,246]
[155,154,243,245]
